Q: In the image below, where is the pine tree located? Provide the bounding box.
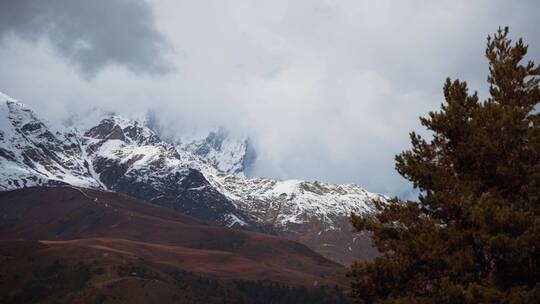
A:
[348,27,540,303]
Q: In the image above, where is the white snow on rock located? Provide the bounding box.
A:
[196,167,384,230]
[0,92,100,190]
[175,145,384,230]
[223,213,248,227]
[0,91,384,231]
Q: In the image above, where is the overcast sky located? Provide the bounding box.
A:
[1,0,539,198]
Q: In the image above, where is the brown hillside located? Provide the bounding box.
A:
[0,186,347,287]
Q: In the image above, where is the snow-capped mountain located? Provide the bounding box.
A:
[0,93,253,227]
[0,91,382,264]
[82,117,255,226]
[174,128,256,177]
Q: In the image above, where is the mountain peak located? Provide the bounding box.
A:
[175,128,256,176]
[0,92,37,124]
[85,116,161,146]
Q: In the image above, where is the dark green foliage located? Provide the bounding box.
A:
[234,280,351,304]
[5,260,92,303]
[349,27,540,303]
[169,270,351,304]
[1,258,348,303]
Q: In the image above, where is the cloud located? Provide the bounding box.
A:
[0,0,174,77]
[1,0,539,197]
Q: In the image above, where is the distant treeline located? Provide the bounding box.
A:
[168,270,352,304]
[2,261,351,304]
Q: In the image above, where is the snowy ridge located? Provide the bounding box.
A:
[197,167,383,231]
[171,138,383,230]
[0,93,99,190]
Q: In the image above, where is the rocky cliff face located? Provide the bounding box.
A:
[0,91,382,264]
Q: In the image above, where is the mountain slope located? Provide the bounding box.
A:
[191,164,382,264]
[153,127,383,263]
[0,186,340,279]
[0,187,350,303]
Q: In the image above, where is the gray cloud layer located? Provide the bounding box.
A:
[1,1,539,198]
[0,0,174,77]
